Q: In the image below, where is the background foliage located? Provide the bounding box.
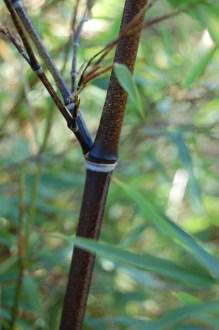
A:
[1,0,219,329]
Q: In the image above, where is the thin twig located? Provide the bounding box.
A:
[143,8,183,29]
[61,0,81,76]
[71,7,88,92]
[78,64,113,93]
[71,0,81,92]
[0,26,29,62]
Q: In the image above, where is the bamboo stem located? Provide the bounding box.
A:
[60,1,148,329]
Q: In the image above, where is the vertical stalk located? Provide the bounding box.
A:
[10,170,26,329]
[60,1,147,329]
[60,171,111,330]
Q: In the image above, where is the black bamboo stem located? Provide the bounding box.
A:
[60,171,111,330]
[60,1,148,329]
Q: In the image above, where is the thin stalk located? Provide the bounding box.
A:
[61,0,81,76]
[27,164,41,244]
[60,1,148,329]
[71,2,86,92]
[10,169,26,330]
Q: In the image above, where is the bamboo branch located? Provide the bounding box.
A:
[4,0,93,154]
[61,0,81,76]
[0,26,29,62]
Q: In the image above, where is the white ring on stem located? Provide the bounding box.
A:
[85,160,117,173]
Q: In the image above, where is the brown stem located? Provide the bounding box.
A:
[60,1,147,329]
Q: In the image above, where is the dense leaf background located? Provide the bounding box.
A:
[0,0,219,329]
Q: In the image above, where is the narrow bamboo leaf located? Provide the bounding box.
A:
[168,1,219,43]
[168,0,200,9]
[120,222,147,248]
[68,236,214,287]
[23,273,42,312]
[169,131,202,211]
[119,266,166,289]
[174,292,201,305]
[196,4,219,43]
[115,178,219,278]
[114,63,145,119]
[134,300,219,330]
[0,256,17,275]
[185,45,218,87]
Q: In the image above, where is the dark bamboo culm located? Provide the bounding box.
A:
[60,1,148,329]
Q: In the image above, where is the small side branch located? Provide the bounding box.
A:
[71,0,95,92]
[71,0,81,92]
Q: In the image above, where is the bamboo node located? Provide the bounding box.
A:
[85,160,117,173]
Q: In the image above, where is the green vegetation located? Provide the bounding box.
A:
[1,0,219,329]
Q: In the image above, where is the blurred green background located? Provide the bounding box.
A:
[1,0,219,329]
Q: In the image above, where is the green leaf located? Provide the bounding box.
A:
[196,4,219,43]
[185,45,218,87]
[174,292,201,305]
[114,178,219,278]
[114,63,145,119]
[133,300,219,330]
[169,131,202,211]
[168,1,219,43]
[62,236,215,287]
[23,273,42,313]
